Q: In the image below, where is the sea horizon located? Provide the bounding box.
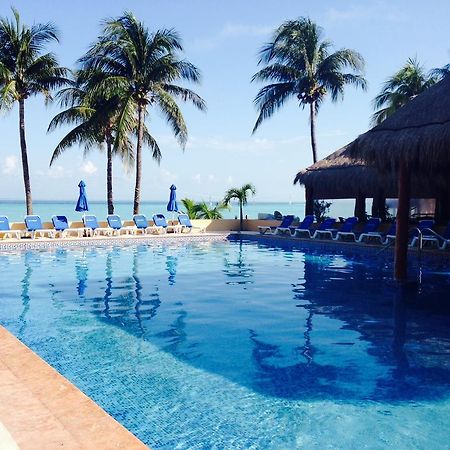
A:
[0,198,356,221]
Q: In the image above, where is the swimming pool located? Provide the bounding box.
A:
[1,238,449,449]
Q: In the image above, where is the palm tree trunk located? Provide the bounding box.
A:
[133,104,144,215]
[106,134,114,215]
[18,99,33,215]
[239,202,243,231]
[309,101,318,164]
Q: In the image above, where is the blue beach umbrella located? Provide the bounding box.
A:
[166,184,178,220]
[75,180,89,212]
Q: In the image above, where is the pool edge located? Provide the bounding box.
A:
[0,326,149,449]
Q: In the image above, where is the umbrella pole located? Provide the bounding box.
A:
[394,160,410,281]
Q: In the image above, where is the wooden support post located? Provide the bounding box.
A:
[395,161,411,281]
[354,193,366,221]
[372,189,386,220]
[305,187,314,217]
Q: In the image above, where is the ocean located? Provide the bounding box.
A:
[0,199,358,222]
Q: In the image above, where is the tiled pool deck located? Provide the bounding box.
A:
[0,230,448,449]
[0,326,148,449]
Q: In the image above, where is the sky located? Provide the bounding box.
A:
[1,0,450,203]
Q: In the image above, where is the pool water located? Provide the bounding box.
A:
[0,238,449,449]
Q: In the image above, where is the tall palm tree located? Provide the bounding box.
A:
[48,69,160,214]
[372,58,438,125]
[223,183,256,231]
[81,12,206,214]
[0,8,68,214]
[252,18,366,164]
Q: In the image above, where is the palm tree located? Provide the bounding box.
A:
[0,8,68,214]
[223,183,256,231]
[48,69,160,215]
[197,201,228,220]
[251,17,366,164]
[81,12,206,214]
[180,198,200,219]
[372,58,438,125]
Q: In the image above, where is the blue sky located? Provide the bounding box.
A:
[1,0,450,203]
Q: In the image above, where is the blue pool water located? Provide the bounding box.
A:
[0,238,450,449]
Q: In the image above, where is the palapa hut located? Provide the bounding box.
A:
[294,144,438,221]
[348,74,450,280]
[294,144,394,221]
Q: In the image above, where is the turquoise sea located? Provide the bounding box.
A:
[0,199,358,222]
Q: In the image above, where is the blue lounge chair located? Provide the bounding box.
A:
[258,215,295,235]
[310,218,337,239]
[435,222,450,250]
[292,215,315,237]
[410,221,450,250]
[107,214,136,235]
[333,217,359,241]
[152,214,182,233]
[409,219,436,247]
[82,215,112,236]
[177,213,205,233]
[0,216,23,239]
[24,215,55,239]
[52,215,86,238]
[312,217,339,239]
[336,217,382,242]
[133,214,163,235]
[358,222,396,245]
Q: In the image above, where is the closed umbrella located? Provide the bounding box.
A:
[75,180,89,212]
[166,184,178,221]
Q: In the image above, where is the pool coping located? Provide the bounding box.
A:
[0,231,229,251]
[0,326,149,449]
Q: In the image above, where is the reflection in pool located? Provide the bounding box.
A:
[0,238,449,449]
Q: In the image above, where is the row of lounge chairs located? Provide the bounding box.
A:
[0,213,204,240]
[258,215,450,249]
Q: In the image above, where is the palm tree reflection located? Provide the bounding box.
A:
[18,251,33,337]
[223,240,254,285]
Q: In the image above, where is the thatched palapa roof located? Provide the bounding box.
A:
[348,75,450,172]
[294,144,396,199]
[295,143,437,200]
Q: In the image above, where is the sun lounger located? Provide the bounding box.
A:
[292,215,315,237]
[82,215,112,236]
[0,216,23,239]
[409,219,436,247]
[410,222,450,249]
[333,217,360,241]
[133,214,164,234]
[24,215,55,239]
[152,214,182,233]
[358,222,396,245]
[258,215,295,235]
[355,218,384,243]
[177,213,206,233]
[313,217,345,239]
[337,217,382,242]
[52,215,87,238]
[107,214,136,235]
[308,218,337,239]
[435,222,450,250]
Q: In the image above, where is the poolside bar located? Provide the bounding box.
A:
[348,75,450,280]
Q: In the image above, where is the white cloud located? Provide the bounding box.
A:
[325,3,407,23]
[2,155,18,175]
[207,174,215,182]
[192,173,201,184]
[192,22,273,50]
[80,160,98,176]
[221,23,273,38]
[160,168,177,183]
